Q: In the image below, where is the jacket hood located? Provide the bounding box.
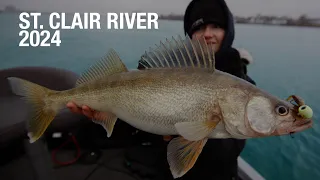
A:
[184,0,235,53]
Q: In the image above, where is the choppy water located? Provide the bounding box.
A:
[0,13,319,180]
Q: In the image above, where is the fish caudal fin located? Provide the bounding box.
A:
[7,77,59,143]
[167,137,208,178]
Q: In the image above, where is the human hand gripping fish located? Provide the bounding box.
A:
[6,35,314,178]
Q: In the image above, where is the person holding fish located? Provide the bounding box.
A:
[8,0,312,180]
[66,0,257,179]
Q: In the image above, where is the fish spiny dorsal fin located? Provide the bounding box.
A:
[139,35,215,72]
[166,38,180,67]
[154,41,171,67]
[75,49,128,87]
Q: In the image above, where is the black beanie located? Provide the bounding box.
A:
[185,0,227,37]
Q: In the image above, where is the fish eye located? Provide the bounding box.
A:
[276,105,289,116]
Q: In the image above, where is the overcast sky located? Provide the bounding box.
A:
[1,0,319,18]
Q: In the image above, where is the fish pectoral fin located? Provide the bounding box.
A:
[91,111,117,137]
[174,115,221,141]
[167,136,208,178]
[75,49,128,87]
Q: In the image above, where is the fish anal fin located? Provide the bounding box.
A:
[91,111,117,137]
[76,49,128,87]
[139,35,215,72]
[167,136,208,178]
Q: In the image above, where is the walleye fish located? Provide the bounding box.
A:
[7,35,313,178]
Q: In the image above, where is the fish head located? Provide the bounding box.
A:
[245,94,313,137]
[272,95,314,136]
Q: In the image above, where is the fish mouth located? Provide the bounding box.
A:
[273,118,313,136]
[290,119,313,133]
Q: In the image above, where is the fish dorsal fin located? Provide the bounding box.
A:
[139,35,215,72]
[75,49,128,86]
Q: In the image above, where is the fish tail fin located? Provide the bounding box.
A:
[7,77,60,143]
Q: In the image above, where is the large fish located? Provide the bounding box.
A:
[7,35,313,178]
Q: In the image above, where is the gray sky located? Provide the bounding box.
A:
[1,0,319,18]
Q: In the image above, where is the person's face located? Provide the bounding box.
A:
[191,23,225,53]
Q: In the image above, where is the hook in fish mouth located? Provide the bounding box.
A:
[287,95,305,107]
[286,95,313,120]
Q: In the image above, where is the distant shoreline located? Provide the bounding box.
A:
[157,15,320,28]
[159,18,320,28]
[1,10,319,29]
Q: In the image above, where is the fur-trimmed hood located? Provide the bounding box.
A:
[236,48,254,65]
